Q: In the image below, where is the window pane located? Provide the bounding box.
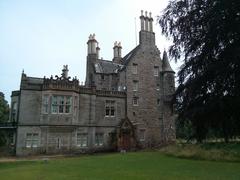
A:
[77,133,88,147]
[106,108,110,116]
[154,66,159,76]
[133,81,138,91]
[140,129,145,141]
[132,64,138,74]
[51,96,58,113]
[95,133,104,146]
[133,97,138,106]
[26,140,32,148]
[66,96,72,105]
[110,108,115,116]
[52,105,58,113]
[52,96,58,105]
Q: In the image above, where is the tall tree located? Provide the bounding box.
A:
[0,92,9,146]
[159,0,240,142]
[0,92,9,122]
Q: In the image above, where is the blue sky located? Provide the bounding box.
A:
[0,0,178,103]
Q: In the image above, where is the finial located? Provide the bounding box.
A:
[89,34,92,40]
[92,33,95,39]
[114,41,118,46]
[145,11,148,17]
[141,10,144,16]
[22,69,24,74]
[118,42,121,47]
[149,12,152,18]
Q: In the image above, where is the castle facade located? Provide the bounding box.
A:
[10,11,175,156]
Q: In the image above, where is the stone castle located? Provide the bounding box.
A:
[10,11,175,156]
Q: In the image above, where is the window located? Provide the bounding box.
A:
[58,96,64,113]
[95,133,104,146]
[133,81,138,91]
[51,96,72,114]
[157,99,160,105]
[77,133,88,147]
[101,74,104,80]
[74,96,78,116]
[133,97,139,106]
[26,133,39,148]
[51,96,58,113]
[43,95,49,113]
[11,102,17,121]
[139,129,145,141]
[57,138,61,149]
[154,66,159,76]
[105,100,115,116]
[156,83,160,91]
[132,64,138,74]
[65,96,72,113]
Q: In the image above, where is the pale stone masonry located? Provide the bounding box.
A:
[10,11,176,156]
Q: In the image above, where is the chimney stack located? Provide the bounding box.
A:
[113,41,122,64]
[87,33,98,55]
[139,10,155,45]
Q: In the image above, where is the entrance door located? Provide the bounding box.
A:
[121,132,131,150]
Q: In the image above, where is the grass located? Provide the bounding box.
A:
[0,151,240,180]
[159,142,240,162]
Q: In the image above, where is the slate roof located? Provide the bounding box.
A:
[162,51,174,72]
[94,45,140,74]
[122,45,140,66]
[94,60,124,74]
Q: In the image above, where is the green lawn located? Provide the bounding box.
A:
[0,152,240,180]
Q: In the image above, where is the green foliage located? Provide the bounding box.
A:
[0,92,10,146]
[0,92,9,123]
[0,152,240,179]
[160,142,240,162]
[159,0,240,142]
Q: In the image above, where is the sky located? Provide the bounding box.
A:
[0,0,179,103]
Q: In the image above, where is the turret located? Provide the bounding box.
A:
[85,34,99,87]
[162,50,175,96]
[162,50,174,73]
[113,41,122,64]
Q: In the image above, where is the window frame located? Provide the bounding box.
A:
[77,133,88,147]
[154,66,159,76]
[133,80,138,91]
[43,95,49,114]
[139,129,146,141]
[51,95,72,114]
[26,133,39,148]
[95,133,104,146]
[132,63,138,74]
[133,97,139,106]
[105,100,115,117]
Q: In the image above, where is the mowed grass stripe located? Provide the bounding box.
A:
[0,152,240,180]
